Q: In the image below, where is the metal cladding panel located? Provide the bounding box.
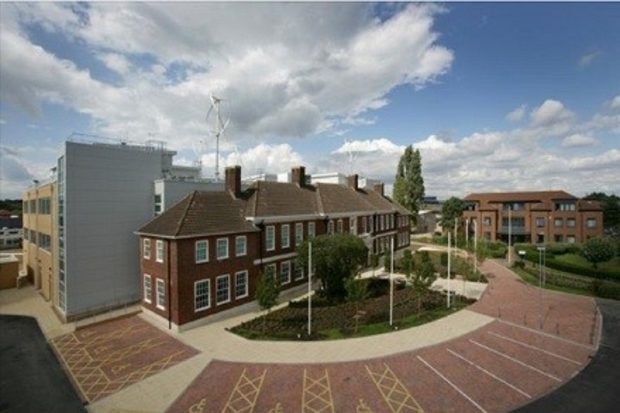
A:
[62,142,167,316]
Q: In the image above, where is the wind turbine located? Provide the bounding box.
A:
[206,93,230,181]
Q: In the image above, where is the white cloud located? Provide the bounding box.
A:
[198,143,305,179]
[562,134,598,148]
[530,99,575,127]
[579,50,602,68]
[1,2,453,147]
[332,138,404,155]
[506,105,526,122]
[611,95,620,110]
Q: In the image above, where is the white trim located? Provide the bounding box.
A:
[235,235,247,257]
[280,260,291,285]
[143,274,152,304]
[266,225,275,251]
[143,238,151,259]
[156,240,164,263]
[235,270,249,299]
[194,279,211,312]
[281,224,290,248]
[156,278,165,310]
[216,274,231,305]
[247,214,319,224]
[216,238,229,260]
[195,240,209,263]
[253,251,298,265]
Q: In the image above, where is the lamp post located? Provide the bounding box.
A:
[537,246,546,329]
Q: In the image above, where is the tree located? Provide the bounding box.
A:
[441,196,465,232]
[255,271,280,331]
[413,251,436,289]
[345,275,370,333]
[584,192,620,234]
[297,233,368,302]
[400,249,414,278]
[581,237,616,269]
[393,146,425,222]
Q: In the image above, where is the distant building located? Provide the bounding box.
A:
[0,211,22,250]
[462,190,604,244]
[136,166,412,331]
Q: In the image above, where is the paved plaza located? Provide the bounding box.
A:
[0,259,613,413]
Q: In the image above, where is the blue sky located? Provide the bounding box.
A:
[1,2,619,200]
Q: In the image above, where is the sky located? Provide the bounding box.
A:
[1,1,619,200]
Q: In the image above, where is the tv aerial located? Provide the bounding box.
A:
[206,93,231,181]
[344,138,357,175]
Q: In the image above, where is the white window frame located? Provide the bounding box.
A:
[295,223,303,245]
[350,217,356,235]
[280,260,291,285]
[235,270,249,299]
[195,240,208,263]
[156,278,165,310]
[266,226,275,251]
[143,238,151,259]
[308,222,315,238]
[281,224,290,248]
[143,274,152,303]
[567,218,576,228]
[156,240,164,263]
[194,279,211,312]
[295,263,305,280]
[328,220,334,234]
[216,238,229,260]
[216,274,231,305]
[337,219,343,233]
[265,263,276,280]
[362,217,367,233]
[586,218,597,228]
[235,235,247,257]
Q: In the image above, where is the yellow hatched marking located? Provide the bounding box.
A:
[302,369,335,413]
[221,368,266,413]
[189,398,207,413]
[365,364,424,413]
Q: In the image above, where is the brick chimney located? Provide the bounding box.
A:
[291,166,306,187]
[225,165,242,198]
[373,183,384,196]
[347,174,359,190]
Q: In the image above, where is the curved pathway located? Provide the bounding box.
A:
[156,259,599,413]
[3,259,602,413]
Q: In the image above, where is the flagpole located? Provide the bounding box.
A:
[307,241,312,336]
[389,237,394,327]
[447,231,452,308]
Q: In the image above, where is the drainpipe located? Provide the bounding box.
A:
[167,240,171,330]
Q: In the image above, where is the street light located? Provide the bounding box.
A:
[537,246,546,329]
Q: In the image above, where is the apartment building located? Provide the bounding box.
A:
[462,190,604,244]
[22,181,56,301]
[136,166,412,330]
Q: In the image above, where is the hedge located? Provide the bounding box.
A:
[514,243,620,282]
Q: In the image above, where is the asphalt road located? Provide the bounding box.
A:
[512,298,620,413]
[0,315,87,413]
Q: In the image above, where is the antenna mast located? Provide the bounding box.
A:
[206,93,230,181]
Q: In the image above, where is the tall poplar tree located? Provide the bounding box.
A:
[393,145,425,222]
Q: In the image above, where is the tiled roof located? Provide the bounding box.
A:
[464,190,576,203]
[138,173,412,237]
[315,183,376,215]
[246,181,318,218]
[137,191,257,238]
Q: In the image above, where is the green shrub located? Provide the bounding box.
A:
[591,279,620,300]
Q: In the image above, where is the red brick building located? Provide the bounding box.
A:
[136,166,412,330]
[462,190,603,244]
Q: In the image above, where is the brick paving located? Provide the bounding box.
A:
[50,315,199,403]
[3,257,602,413]
[166,260,599,413]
